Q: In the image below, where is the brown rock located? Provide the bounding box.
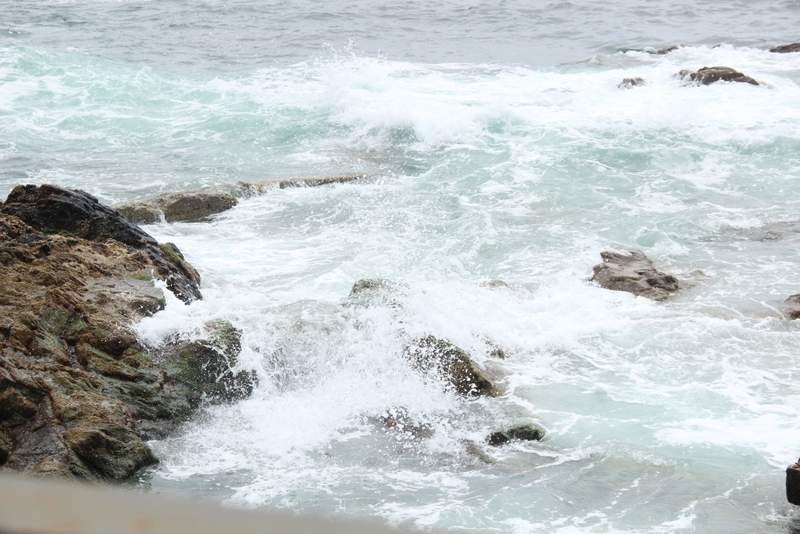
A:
[770,43,800,54]
[677,66,760,86]
[592,249,679,300]
[404,336,497,397]
[0,185,253,481]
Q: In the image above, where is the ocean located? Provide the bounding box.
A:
[2,1,800,532]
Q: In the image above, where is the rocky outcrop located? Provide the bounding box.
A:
[770,43,800,54]
[403,336,497,397]
[486,424,545,446]
[619,77,646,89]
[788,460,800,505]
[592,249,679,300]
[116,175,367,224]
[1,185,201,302]
[116,191,238,224]
[0,185,251,481]
[677,66,760,86]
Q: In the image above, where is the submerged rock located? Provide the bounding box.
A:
[403,336,497,397]
[1,184,201,302]
[116,191,238,224]
[724,220,800,242]
[618,77,646,89]
[377,407,433,439]
[592,249,679,300]
[788,460,800,505]
[487,424,546,446]
[770,43,800,54]
[783,295,800,320]
[677,66,760,86]
[0,185,254,481]
[620,46,679,55]
[236,174,367,196]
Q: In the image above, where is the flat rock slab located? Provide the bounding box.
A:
[116,175,366,224]
[770,43,800,53]
[677,66,760,86]
[592,249,679,300]
[117,191,238,224]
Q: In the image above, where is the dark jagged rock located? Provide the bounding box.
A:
[677,66,760,86]
[788,460,800,505]
[783,295,800,320]
[0,187,254,482]
[403,336,497,397]
[770,43,800,54]
[592,249,679,301]
[487,424,546,446]
[1,184,201,302]
[619,77,646,89]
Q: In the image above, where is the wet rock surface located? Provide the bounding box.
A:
[117,191,238,224]
[1,185,201,303]
[0,185,252,481]
[403,336,497,397]
[788,461,800,505]
[487,424,546,446]
[770,43,800,54]
[677,66,760,86]
[783,295,800,320]
[592,249,679,301]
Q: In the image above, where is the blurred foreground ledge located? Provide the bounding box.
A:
[0,474,413,534]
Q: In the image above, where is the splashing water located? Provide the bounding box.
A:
[3,1,800,531]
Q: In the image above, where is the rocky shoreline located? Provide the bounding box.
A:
[2,180,799,507]
[0,185,253,480]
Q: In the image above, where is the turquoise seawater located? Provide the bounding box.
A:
[2,2,800,532]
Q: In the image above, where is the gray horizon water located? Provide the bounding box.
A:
[2,1,800,533]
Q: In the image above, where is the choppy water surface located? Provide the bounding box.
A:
[2,1,800,532]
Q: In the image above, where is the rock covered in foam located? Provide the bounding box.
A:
[403,336,497,397]
[592,249,679,300]
[677,66,760,86]
[618,77,646,89]
[160,320,257,405]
